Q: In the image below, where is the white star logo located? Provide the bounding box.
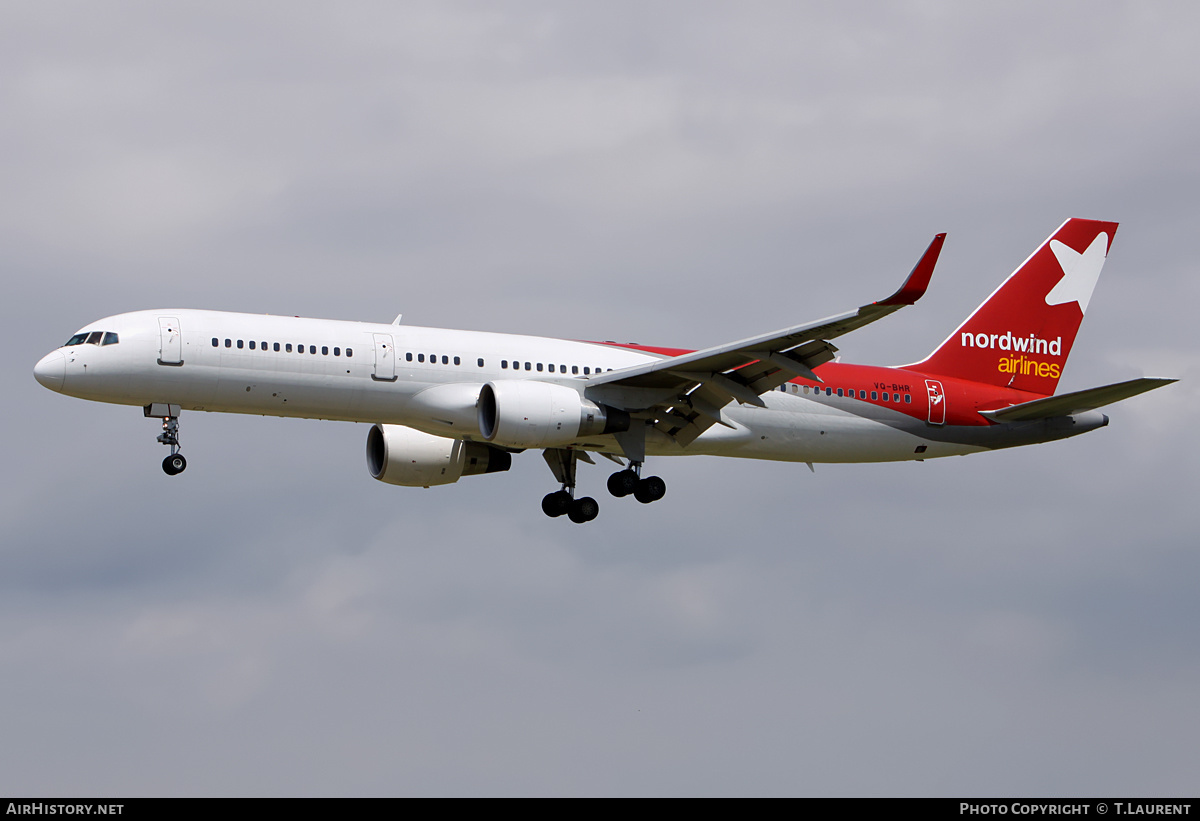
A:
[1045,232,1109,314]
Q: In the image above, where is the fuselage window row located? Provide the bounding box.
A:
[206,337,614,378]
[781,382,912,404]
[499,360,603,376]
[403,353,469,366]
[212,338,352,357]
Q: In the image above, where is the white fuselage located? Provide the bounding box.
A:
[35,309,983,464]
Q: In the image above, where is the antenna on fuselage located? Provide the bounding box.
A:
[392,313,403,325]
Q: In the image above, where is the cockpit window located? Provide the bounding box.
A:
[64,330,119,347]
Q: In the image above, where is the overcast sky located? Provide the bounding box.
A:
[2,1,1197,796]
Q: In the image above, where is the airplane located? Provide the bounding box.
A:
[33,218,1174,523]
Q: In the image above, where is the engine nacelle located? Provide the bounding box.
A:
[366,424,511,487]
[477,380,630,449]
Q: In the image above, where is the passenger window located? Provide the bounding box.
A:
[905,394,911,403]
[501,360,508,369]
[335,348,341,356]
[454,356,461,365]
[837,388,843,397]
[536,363,543,372]
[212,338,219,347]
[405,352,412,361]
[249,341,256,350]
[583,367,590,375]
[418,354,425,363]
[525,362,531,371]
[310,346,316,355]
[346,348,353,357]
[225,339,232,348]
[442,355,448,365]
[871,391,878,400]
[237,339,243,349]
[261,342,267,350]
[572,366,579,374]
[477,358,484,367]
[322,346,328,355]
[286,344,293,352]
[298,344,304,354]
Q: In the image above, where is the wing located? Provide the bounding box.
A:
[978,378,1177,422]
[583,233,946,449]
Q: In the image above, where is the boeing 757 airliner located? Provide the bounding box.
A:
[33,219,1174,523]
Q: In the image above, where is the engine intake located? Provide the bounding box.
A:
[366,424,511,487]
[477,380,630,449]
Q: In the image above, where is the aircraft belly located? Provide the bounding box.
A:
[684,398,983,463]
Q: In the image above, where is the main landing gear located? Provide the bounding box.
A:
[541,449,599,523]
[542,448,600,525]
[145,403,187,476]
[606,464,666,504]
[541,489,600,523]
[540,448,668,524]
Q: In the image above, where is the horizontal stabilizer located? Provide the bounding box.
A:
[979,378,1177,422]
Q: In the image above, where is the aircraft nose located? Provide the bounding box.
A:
[34,350,66,392]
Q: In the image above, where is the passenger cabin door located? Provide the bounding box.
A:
[925,379,946,425]
[372,333,397,382]
[158,316,183,366]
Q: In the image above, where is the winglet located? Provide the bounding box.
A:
[877,233,946,306]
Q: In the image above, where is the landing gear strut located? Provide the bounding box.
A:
[606,462,666,504]
[145,403,186,476]
[542,449,599,524]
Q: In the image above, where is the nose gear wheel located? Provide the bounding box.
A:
[145,404,186,476]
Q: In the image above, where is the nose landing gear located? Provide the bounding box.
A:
[162,451,187,475]
[145,404,186,476]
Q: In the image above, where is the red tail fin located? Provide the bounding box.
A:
[913,218,1118,395]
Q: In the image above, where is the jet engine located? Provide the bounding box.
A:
[366,423,511,487]
[477,380,630,449]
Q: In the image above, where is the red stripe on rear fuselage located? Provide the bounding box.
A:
[585,340,1047,427]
